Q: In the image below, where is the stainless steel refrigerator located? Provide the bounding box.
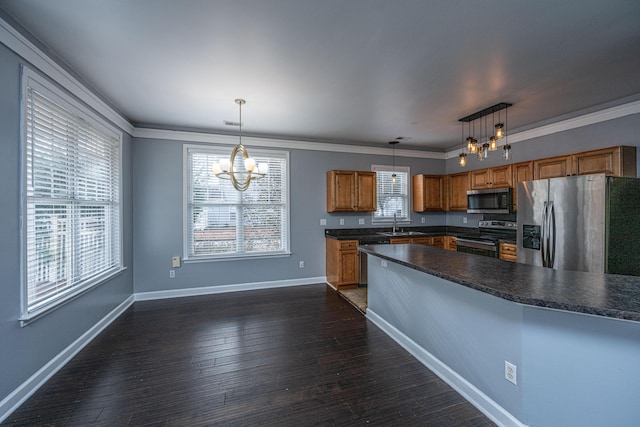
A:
[517,173,640,276]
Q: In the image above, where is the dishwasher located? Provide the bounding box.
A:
[358,236,390,285]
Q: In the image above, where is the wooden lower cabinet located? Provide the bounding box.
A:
[326,238,359,288]
[499,242,517,262]
[445,236,457,251]
[392,235,445,248]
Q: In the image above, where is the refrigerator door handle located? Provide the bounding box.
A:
[541,202,548,267]
[549,201,556,268]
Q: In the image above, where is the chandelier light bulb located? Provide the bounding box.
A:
[244,157,256,172]
[212,162,222,175]
[220,158,231,172]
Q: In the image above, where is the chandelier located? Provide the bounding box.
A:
[458,103,512,167]
[212,99,268,191]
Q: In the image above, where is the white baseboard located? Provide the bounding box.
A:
[134,276,326,301]
[0,295,135,423]
[366,309,527,427]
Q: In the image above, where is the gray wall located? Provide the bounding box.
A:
[132,139,445,293]
[0,44,134,404]
[132,112,640,295]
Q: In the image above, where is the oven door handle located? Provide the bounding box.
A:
[456,238,497,250]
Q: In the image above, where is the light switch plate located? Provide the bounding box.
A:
[171,256,181,268]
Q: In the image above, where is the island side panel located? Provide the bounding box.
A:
[366,255,524,423]
[521,306,640,427]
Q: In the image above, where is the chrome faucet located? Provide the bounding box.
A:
[393,213,397,233]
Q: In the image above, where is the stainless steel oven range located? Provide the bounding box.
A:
[456,220,516,258]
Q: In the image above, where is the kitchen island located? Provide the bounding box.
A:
[360,244,640,427]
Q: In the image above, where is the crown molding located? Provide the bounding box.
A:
[445,99,640,159]
[0,16,134,135]
[133,128,447,159]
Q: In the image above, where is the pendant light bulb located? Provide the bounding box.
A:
[489,136,498,151]
[459,152,467,167]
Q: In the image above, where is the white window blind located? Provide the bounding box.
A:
[186,146,289,259]
[372,165,410,222]
[21,68,122,321]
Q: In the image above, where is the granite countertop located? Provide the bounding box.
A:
[325,226,517,244]
[359,243,640,322]
[325,226,473,240]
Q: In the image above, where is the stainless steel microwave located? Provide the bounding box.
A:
[466,187,512,214]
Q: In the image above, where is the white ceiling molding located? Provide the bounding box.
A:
[445,99,640,159]
[0,16,134,135]
[134,128,446,159]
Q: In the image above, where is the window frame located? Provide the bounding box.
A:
[19,66,124,324]
[371,164,411,224]
[183,144,291,262]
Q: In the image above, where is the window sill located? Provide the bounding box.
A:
[19,266,127,327]
[184,251,292,263]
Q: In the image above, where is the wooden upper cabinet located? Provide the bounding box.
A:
[470,165,512,189]
[413,174,445,212]
[326,170,376,212]
[572,146,636,177]
[511,161,533,211]
[446,172,469,211]
[534,146,636,180]
[354,171,377,211]
[533,155,572,179]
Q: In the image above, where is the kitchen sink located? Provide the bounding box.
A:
[377,231,426,237]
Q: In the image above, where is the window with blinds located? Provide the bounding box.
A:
[372,165,411,222]
[21,67,122,321]
[185,146,290,259]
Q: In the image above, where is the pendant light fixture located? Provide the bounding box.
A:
[459,122,467,166]
[489,112,498,151]
[389,140,400,182]
[212,99,268,191]
[495,108,504,139]
[502,106,511,160]
[458,102,512,167]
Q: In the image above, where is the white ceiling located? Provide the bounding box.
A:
[1,0,639,151]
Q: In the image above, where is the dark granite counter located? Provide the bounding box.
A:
[359,243,640,322]
[325,226,478,241]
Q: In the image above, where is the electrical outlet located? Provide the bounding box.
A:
[381,260,388,268]
[299,261,305,268]
[463,216,468,224]
[359,218,365,225]
[340,218,344,225]
[320,218,327,225]
[505,361,517,385]
[169,270,175,278]
[421,217,426,223]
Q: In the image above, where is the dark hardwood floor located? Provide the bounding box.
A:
[3,284,495,426]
